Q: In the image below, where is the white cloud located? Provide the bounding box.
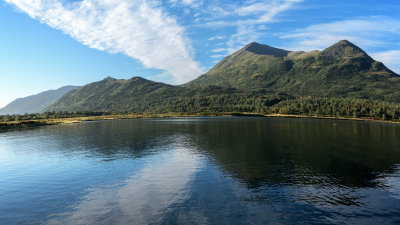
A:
[198,1,302,56]
[227,0,303,52]
[46,140,203,224]
[182,0,203,8]
[208,35,225,41]
[238,3,271,16]
[211,54,225,58]
[238,0,303,23]
[227,24,259,53]
[211,48,226,53]
[371,50,400,74]
[254,0,303,23]
[281,18,400,51]
[209,5,232,17]
[170,0,203,8]
[5,0,205,84]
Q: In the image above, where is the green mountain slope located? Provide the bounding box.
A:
[0,85,79,115]
[186,40,400,102]
[45,40,400,121]
[46,77,181,112]
[46,76,255,113]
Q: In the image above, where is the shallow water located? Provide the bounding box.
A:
[1,117,400,224]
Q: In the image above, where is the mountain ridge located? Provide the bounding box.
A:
[322,40,369,58]
[23,40,400,119]
[186,40,399,102]
[0,85,80,115]
[244,42,291,57]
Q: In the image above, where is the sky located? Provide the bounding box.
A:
[0,0,400,108]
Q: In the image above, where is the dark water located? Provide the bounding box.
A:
[1,117,400,224]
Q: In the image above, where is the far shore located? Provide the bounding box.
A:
[1,112,399,131]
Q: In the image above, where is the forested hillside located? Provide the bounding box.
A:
[43,40,400,121]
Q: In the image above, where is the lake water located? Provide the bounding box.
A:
[1,117,400,224]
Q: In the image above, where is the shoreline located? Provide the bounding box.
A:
[1,112,399,131]
[263,113,400,124]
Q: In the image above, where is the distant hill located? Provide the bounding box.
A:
[186,40,400,102]
[0,85,79,115]
[45,40,400,121]
[46,77,182,112]
[46,76,244,113]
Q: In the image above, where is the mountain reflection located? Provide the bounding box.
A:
[36,117,400,190]
[187,118,400,189]
[2,117,400,224]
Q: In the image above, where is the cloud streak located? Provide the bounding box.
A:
[281,17,400,51]
[230,0,302,50]
[238,0,303,24]
[169,0,203,8]
[5,0,204,83]
[202,0,303,53]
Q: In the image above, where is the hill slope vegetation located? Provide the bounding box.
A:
[45,40,400,121]
[187,40,400,102]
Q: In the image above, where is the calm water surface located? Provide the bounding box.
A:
[1,117,400,224]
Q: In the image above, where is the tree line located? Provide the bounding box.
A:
[1,96,400,122]
[0,111,111,122]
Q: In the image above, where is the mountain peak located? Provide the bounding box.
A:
[102,76,116,81]
[337,40,352,45]
[323,40,368,58]
[243,42,290,57]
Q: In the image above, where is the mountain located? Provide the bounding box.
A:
[0,85,79,115]
[243,42,290,57]
[186,40,400,102]
[45,40,400,120]
[46,76,245,113]
[46,77,179,112]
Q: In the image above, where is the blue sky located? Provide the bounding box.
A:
[1,0,400,108]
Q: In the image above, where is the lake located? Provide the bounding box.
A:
[1,117,400,224]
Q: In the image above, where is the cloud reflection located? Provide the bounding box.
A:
[46,136,203,225]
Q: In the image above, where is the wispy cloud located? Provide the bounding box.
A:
[5,0,204,83]
[227,24,259,53]
[210,54,225,58]
[280,17,400,73]
[202,0,303,53]
[239,0,303,24]
[208,35,225,41]
[181,0,203,8]
[280,17,400,51]
[46,140,202,224]
[211,48,226,53]
[170,0,203,8]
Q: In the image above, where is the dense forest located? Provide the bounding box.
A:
[2,96,400,122]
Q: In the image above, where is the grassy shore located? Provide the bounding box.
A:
[0,113,190,130]
[1,112,399,131]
